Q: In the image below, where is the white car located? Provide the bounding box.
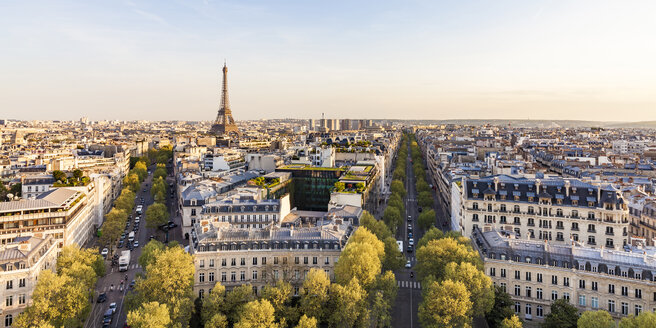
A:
[405,261,412,268]
[101,248,109,258]
[408,238,414,246]
[133,240,139,248]
[109,302,117,313]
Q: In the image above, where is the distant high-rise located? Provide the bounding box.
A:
[211,63,239,137]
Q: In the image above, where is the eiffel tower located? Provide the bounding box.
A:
[210,62,240,137]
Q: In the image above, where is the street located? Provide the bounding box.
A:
[84,163,184,328]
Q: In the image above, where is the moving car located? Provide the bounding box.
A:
[133,240,139,248]
[407,215,412,222]
[405,261,412,268]
[409,238,414,246]
[97,293,107,303]
[101,248,109,258]
[418,207,422,213]
[109,302,117,313]
[407,245,414,253]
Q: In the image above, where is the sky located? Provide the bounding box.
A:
[1,0,655,122]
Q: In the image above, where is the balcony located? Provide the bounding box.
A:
[605,232,614,236]
[587,229,596,233]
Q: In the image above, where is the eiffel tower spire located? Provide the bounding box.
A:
[211,62,239,136]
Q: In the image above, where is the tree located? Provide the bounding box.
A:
[154,166,168,180]
[418,209,436,231]
[619,311,656,328]
[124,173,141,192]
[72,169,84,180]
[416,238,480,281]
[542,299,578,328]
[53,170,66,183]
[348,227,384,262]
[416,178,431,193]
[261,281,293,323]
[9,182,21,198]
[100,208,127,253]
[146,203,170,229]
[369,271,397,328]
[335,242,381,288]
[57,245,105,277]
[206,313,229,328]
[129,245,195,327]
[127,302,171,328]
[139,240,165,268]
[295,315,317,328]
[500,315,522,328]
[417,227,444,249]
[360,212,392,241]
[382,236,404,271]
[327,278,369,328]
[578,310,614,328]
[417,191,434,209]
[114,188,136,213]
[443,262,494,317]
[418,279,472,328]
[224,284,255,324]
[334,181,346,192]
[382,206,402,235]
[201,283,226,325]
[485,285,515,328]
[134,161,148,181]
[299,269,330,322]
[390,180,406,197]
[235,299,280,328]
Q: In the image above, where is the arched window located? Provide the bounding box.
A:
[5,315,12,327]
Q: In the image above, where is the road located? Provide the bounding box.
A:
[85,164,184,328]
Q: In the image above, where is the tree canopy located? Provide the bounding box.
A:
[419,279,472,328]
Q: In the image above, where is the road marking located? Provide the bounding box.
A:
[397,280,422,289]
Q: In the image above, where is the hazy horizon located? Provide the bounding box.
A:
[2,0,655,122]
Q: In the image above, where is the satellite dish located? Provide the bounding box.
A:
[6,193,14,200]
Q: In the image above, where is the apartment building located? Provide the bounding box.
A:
[473,229,656,324]
[0,187,98,248]
[0,234,58,326]
[459,175,629,249]
[190,215,354,298]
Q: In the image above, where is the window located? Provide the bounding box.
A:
[592,281,598,291]
[515,270,521,280]
[313,257,318,265]
[636,289,642,299]
[552,275,558,285]
[5,296,12,307]
[514,285,521,296]
[253,270,258,281]
[199,273,205,282]
[325,257,330,265]
[209,259,215,267]
[608,300,615,313]
[18,278,25,288]
[241,258,246,266]
[231,258,236,266]
[579,280,586,289]
[591,297,599,308]
[579,295,586,306]
[5,315,12,327]
[222,272,226,282]
[501,269,507,278]
[490,268,496,276]
[525,303,532,315]
[563,277,570,287]
[514,302,521,314]
[262,257,267,265]
[274,257,279,265]
[525,286,532,298]
[222,259,227,266]
[609,284,615,294]
[551,291,558,301]
[304,257,309,264]
[500,283,507,293]
[5,281,12,290]
[209,272,214,282]
[240,271,245,281]
[18,294,25,305]
[199,260,205,268]
[526,272,532,281]
[199,289,204,299]
[536,305,543,318]
[253,257,258,265]
[622,302,628,315]
[635,304,643,316]
[537,273,543,283]
[231,272,236,281]
[621,286,628,296]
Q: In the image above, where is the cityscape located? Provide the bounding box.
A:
[2,1,656,328]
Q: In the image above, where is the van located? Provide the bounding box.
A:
[128,231,135,242]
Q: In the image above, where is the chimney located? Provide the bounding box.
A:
[18,240,31,252]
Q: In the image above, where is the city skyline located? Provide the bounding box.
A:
[2,0,655,122]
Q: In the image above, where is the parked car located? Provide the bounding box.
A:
[405,261,412,268]
[167,221,178,228]
[407,245,414,253]
[409,238,414,246]
[418,207,423,213]
[101,248,109,258]
[109,302,117,313]
[133,241,139,248]
[407,215,412,222]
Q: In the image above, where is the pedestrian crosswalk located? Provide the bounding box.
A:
[397,280,421,289]
[109,263,141,274]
